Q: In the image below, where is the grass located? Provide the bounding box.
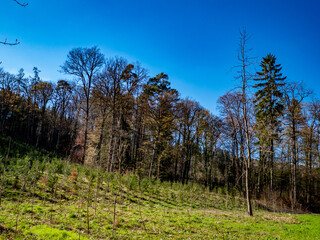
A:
[0,173,319,240]
[0,136,319,239]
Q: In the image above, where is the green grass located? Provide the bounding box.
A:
[0,136,319,239]
[0,175,319,239]
[27,225,87,240]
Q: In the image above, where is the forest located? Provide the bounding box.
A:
[1,28,319,218]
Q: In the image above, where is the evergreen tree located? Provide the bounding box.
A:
[141,73,179,179]
[253,54,286,199]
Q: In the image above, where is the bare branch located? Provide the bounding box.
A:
[0,38,20,46]
[13,0,28,7]
[0,0,28,45]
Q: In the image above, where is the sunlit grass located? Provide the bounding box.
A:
[0,135,319,239]
[0,174,319,239]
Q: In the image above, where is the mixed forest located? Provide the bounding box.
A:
[1,1,320,239]
[1,28,319,218]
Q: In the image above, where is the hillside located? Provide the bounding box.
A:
[0,137,319,239]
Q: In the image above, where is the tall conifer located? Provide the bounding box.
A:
[253,54,286,199]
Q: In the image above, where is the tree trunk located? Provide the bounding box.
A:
[96,113,106,166]
[149,140,157,179]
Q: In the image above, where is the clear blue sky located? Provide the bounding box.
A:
[1,0,320,113]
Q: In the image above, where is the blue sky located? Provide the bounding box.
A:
[1,0,320,113]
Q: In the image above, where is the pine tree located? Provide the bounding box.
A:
[141,73,179,179]
[253,54,286,200]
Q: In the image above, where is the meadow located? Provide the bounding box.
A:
[0,136,319,240]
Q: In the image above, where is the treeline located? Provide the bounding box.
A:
[1,32,320,213]
[0,67,78,155]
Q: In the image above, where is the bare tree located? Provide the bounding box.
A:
[176,99,201,184]
[61,46,104,163]
[284,81,311,208]
[227,28,256,216]
[218,92,242,189]
[301,99,320,207]
[238,28,255,216]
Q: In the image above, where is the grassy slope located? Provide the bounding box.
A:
[0,137,319,240]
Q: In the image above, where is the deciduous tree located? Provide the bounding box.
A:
[61,46,104,163]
